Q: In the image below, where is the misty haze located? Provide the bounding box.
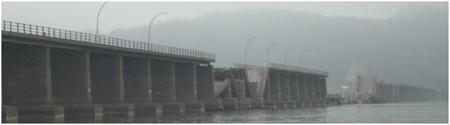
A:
[1,2,448,123]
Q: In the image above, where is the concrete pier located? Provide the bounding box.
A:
[298,75,308,101]
[134,103,162,115]
[279,74,290,101]
[102,104,134,117]
[90,53,123,103]
[175,62,197,102]
[252,98,265,108]
[288,75,299,101]
[184,102,205,113]
[305,76,314,101]
[2,43,52,105]
[238,98,252,109]
[2,106,18,123]
[63,104,102,123]
[286,101,296,108]
[314,77,321,100]
[296,101,305,108]
[222,98,239,110]
[123,57,152,103]
[264,101,278,109]
[268,73,280,101]
[51,48,91,104]
[151,60,176,103]
[197,65,223,110]
[17,106,64,123]
[276,102,287,109]
[161,103,185,114]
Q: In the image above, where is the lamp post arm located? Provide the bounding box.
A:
[244,37,257,68]
[299,49,309,68]
[284,46,296,66]
[148,12,167,43]
[266,42,279,67]
[96,1,108,43]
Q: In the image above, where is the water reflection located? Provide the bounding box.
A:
[60,101,447,123]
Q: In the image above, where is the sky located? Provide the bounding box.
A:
[2,1,446,34]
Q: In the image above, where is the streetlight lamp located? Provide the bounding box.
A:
[244,36,258,68]
[96,1,108,43]
[148,12,168,43]
[266,42,279,67]
[284,45,297,67]
[299,49,309,68]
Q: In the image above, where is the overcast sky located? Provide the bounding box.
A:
[2,2,446,34]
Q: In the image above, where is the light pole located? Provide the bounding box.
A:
[299,49,309,68]
[284,45,297,67]
[244,36,258,68]
[266,42,279,67]
[148,12,168,43]
[96,1,108,43]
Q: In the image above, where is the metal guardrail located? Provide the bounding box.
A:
[233,63,328,76]
[2,20,215,60]
[234,63,266,69]
[269,63,328,76]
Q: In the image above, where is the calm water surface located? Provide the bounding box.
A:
[73,101,448,123]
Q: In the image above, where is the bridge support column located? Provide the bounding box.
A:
[320,78,327,104]
[2,43,52,105]
[175,62,197,102]
[314,77,321,101]
[298,75,307,101]
[151,60,176,102]
[197,64,223,110]
[175,62,204,112]
[90,53,123,103]
[123,57,152,103]
[280,73,290,101]
[263,74,271,100]
[289,74,299,101]
[50,48,91,104]
[268,72,280,101]
[265,72,280,109]
[305,76,314,107]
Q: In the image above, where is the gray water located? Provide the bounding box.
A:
[69,101,449,123]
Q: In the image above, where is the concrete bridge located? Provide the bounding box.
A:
[376,83,442,102]
[212,63,329,110]
[1,20,331,123]
[2,20,219,122]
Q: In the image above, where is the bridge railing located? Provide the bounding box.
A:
[234,63,266,69]
[2,20,215,60]
[269,63,328,76]
[232,63,328,76]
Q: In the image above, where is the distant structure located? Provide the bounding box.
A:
[341,86,351,94]
[356,75,377,94]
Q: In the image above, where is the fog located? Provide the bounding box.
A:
[2,2,448,93]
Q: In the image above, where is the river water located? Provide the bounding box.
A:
[71,101,448,123]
